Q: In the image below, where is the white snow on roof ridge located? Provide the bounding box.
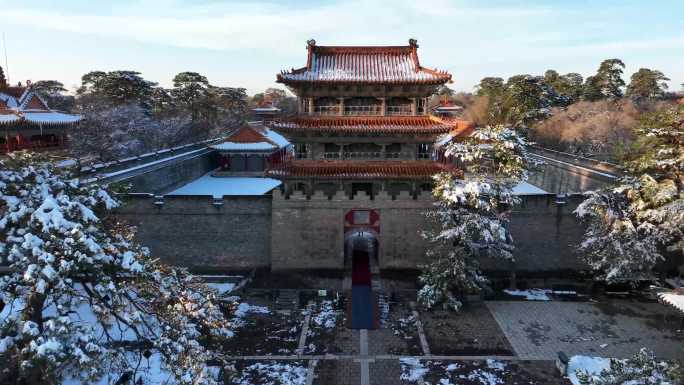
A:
[211,141,276,151]
[168,173,282,197]
[22,111,82,124]
[659,291,684,314]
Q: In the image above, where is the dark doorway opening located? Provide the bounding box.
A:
[345,229,378,329]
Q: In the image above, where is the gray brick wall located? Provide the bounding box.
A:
[125,151,217,194]
[114,190,588,274]
[115,194,271,271]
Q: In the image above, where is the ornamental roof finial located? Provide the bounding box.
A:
[307,39,316,48]
[408,38,418,48]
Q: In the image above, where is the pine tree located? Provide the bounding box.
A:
[544,70,583,105]
[585,59,626,100]
[77,70,157,107]
[504,74,558,126]
[0,153,232,385]
[418,125,535,310]
[575,106,684,282]
[626,68,670,101]
[0,65,6,88]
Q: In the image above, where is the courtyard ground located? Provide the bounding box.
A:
[214,285,684,385]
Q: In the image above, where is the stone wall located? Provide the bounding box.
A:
[114,190,588,275]
[486,194,588,276]
[115,194,271,271]
[270,190,437,270]
[124,151,217,194]
[527,148,620,194]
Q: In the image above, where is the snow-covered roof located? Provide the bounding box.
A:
[512,182,549,195]
[0,113,20,124]
[210,141,276,151]
[168,174,282,197]
[262,128,290,147]
[278,39,451,85]
[211,124,290,152]
[0,86,81,125]
[23,112,82,125]
[252,106,281,112]
[659,291,684,314]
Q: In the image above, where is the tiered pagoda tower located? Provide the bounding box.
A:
[266,39,472,276]
[267,39,471,198]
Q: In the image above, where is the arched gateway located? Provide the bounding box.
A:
[344,209,379,329]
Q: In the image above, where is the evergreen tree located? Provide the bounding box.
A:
[418,125,535,310]
[502,75,555,127]
[544,70,583,105]
[31,80,74,112]
[561,73,585,102]
[0,153,232,385]
[582,75,604,102]
[476,77,505,99]
[575,106,684,282]
[576,348,683,385]
[584,59,626,100]
[77,70,157,107]
[172,71,211,121]
[626,68,670,101]
[0,65,6,88]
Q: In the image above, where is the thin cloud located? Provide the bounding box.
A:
[1,0,682,94]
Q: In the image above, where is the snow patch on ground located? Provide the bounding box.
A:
[400,358,429,382]
[234,362,307,385]
[567,355,610,385]
[206,283,235,296]
[504,289,552,301]
[309,300,337,329]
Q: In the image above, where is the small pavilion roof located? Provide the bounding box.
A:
[266,160,461,180]
[0,85,81,126]
[210,124,290,152]
[277,39,451,85]
[271,115,473,136]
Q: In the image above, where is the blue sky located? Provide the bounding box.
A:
[1,0,682,95]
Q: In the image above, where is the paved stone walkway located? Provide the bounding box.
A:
[487,300,684,360]
[224,297,683,383]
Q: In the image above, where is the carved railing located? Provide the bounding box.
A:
[344,105,382,116]
[322,151,420,160]
[312,105,340,115]
[386,106,412,116]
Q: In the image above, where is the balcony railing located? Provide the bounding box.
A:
[322,151,421,160]
[313,105,339,115]
[344,105,382,116]
[311,105,387,116]
[387,106,412,116]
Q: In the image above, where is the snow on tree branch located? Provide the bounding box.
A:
[0,153,231,385]
[575,106,684,282]
[418,125,536,310]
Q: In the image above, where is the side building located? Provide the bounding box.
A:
[1,82,80,153]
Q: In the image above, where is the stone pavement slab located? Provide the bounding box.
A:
[487,300,684,360]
